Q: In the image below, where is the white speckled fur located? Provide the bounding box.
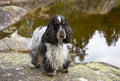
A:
[57,16,61,23]
[45,43,69,69]
[30,26,47,50]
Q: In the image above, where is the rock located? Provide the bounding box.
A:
[73,0,117,14]
[0,0,118,14]
[0,0,57,12]
[0,0,57,39]
[0,52,120,81]
[0,6,27,39]
[0,6,27,31]
[0,31,30,52]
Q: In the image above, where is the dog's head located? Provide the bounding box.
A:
[51,15,68,40]
[43,14,72,45]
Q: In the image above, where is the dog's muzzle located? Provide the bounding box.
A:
[57,26,66,40]
[60,30,66,38]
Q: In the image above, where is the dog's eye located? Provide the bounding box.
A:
[61,21,65,25]
[55,21,60,26]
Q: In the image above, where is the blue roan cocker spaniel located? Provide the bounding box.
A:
[30,14,72,77]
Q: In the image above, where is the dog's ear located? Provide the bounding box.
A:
[63,26,72,43]
[42,22,58,45]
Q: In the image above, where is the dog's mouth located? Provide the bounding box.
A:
[56,30,66,41]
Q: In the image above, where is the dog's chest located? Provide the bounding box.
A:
[45,43,69,69]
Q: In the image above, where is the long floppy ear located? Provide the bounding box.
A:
[42,23,58,45]
[63,25,72,43]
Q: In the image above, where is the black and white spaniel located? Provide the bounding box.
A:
[30,14,72,77]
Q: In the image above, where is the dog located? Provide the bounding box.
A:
[30,14,72,77]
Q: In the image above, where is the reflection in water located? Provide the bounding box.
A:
[15,2,120,67]
[86,31,120,67]
[68,8,120,66]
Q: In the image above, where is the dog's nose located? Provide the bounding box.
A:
[60,34,64,38]
[60,30,65,38]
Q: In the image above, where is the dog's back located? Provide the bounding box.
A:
[30,26,47,50]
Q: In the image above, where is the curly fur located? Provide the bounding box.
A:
[30,14,72,76]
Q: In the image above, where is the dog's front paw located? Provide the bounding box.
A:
[61,69,68,73]
[46,71,56,77]
[34,64,41,68]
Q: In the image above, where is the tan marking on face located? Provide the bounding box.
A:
[63,30,66,39]
[56,31,60,40]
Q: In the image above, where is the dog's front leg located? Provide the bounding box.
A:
[30,50,41,68]
[42,57,56,77]
[61,59,71,73]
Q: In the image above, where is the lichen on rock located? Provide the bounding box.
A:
[0,52,120,81]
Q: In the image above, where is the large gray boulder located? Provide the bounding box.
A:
[0,0,57,39]
[0,6,27,39]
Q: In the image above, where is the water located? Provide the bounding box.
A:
[86,31,120,67]
[15,2,120,68]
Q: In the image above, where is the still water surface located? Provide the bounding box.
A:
[86,31,120,67]
[17,3,120,67]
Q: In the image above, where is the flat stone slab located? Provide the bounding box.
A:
[0,52,120,81]
[0,31,30,52]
